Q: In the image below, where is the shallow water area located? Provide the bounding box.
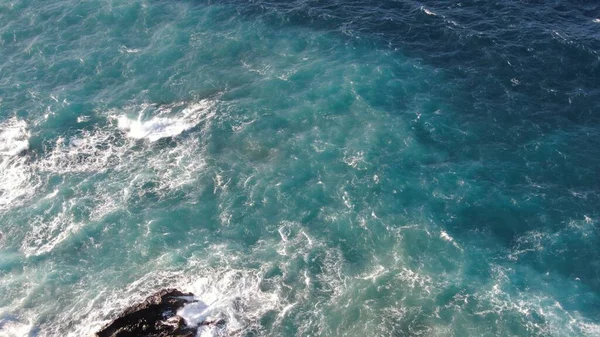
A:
[1,0,600,336]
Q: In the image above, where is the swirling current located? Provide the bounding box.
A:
[0,0,599,336]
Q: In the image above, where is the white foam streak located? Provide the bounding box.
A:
[468,265,600,336]
[37,132,124,174]
[10,100,216,256]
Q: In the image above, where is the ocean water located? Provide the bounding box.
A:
[1,0,600,336]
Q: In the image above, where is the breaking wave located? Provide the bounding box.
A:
[0,118,29,157]
[4,100,217,257]
[0,118,36,210]
[115,100,215,142]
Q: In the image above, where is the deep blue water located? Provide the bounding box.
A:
[1,1,599,336]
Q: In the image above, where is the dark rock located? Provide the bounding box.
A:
[96,289,198,337]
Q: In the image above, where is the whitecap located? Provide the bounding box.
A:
[439,230,453,242]
[119,45,141,54]
[0,155,36,211]
[360,265,387,281]
[0,317,32,337]
[0,118,37,210]
[440,230,462,249]
[116,116,196,142]
[20,201,79,257]
[420,6,437,16]
[342,150,368,170]
[115,100,214,142]
[0,118,29,157]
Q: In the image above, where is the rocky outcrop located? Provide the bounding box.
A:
[96,289,221,337]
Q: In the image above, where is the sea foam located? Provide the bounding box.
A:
[0,118,36,210]
[0,118,29,157]
[115,100,215,142]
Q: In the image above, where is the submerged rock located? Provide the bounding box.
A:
[96,288,220,337]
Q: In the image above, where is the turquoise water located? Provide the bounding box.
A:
[1,1,600,336]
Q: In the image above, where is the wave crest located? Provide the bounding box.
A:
[115,100,215,142]
[0,118,29,157]
[0,118,37,210]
